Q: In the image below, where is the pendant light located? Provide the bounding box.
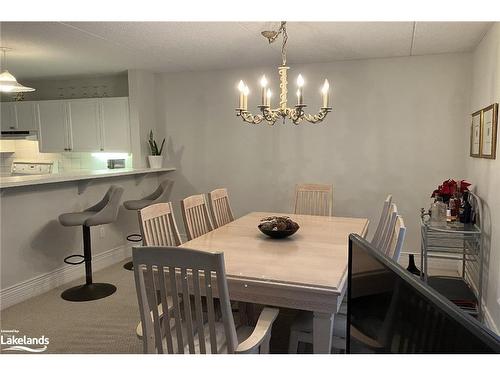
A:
[0,47,35,93]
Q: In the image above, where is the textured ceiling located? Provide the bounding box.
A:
[0,21,493,79]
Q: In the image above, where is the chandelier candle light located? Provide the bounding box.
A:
[236,22,332,125]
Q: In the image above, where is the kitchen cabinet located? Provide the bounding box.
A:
[38,100,70,153]
[1,102,18,131]
[1,102,38,131]
[15,102,38,131]
[36,97,131,153]
[68,99,101,152]
[100,97,130,152]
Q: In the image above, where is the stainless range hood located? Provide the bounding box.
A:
[0,130,38,140]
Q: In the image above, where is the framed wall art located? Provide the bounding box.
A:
[479,103,498,159]
[470,109,482,157]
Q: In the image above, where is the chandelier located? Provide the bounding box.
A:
[235,22,331,125]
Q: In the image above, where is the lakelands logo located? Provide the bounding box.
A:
[1,329,49,353]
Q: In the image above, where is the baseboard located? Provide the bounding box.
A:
[0,245,130,310]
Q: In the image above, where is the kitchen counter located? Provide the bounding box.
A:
[0,167,176,190]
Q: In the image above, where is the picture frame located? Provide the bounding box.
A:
[470,109,482,157]
[479,103,498,159]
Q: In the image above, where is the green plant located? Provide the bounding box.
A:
[148,130,165,156]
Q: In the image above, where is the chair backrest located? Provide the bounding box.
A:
[132,246,237,354]
[386,215,406,261]
[371,195,393,248]
[181,194,214,241]
[138,202,182,247]
[146,179,174,203]
[84,185,124,226]
[378,203,398,255]
[208,188,235,228]
[293,183,333,216]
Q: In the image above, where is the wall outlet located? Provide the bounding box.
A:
[100,227,105,238]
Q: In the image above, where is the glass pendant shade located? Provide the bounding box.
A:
[0,70,35,93]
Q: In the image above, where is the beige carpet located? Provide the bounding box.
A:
[0,259,297,354]
[1,260,143,354]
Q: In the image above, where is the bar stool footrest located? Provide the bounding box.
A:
[126,233,142,242]
[64,254,85,265]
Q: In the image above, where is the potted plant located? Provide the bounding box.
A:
[147,130,165,169]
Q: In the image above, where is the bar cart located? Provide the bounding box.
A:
[420,192,483,320]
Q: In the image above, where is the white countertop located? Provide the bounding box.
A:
[0,167,176,189]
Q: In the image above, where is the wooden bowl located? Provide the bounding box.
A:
[258,216,300,239]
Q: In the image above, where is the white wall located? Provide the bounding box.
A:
[128,70,165,169]
[466,23,500,332]
[155,53,472,257]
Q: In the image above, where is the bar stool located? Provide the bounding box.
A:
[122,179,173,270]
[59,185,124,302]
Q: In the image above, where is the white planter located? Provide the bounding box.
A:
[148,155,163,169]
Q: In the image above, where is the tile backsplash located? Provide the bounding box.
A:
[0,140,132,175]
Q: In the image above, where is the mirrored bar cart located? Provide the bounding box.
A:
[420,192,483,320]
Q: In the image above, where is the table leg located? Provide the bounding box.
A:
[313,311,334,354]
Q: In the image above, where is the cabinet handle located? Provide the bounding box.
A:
[9,126,15,129]
[100,148,104,151]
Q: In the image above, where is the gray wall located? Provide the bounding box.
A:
[155,53,472,256]
[466,23,500,332]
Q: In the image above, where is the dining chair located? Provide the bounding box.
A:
[371,195,393,247]
[138,202,182,247]
[379,203,398,255]
[181,194,214,241]
[386,215,406,261]
[132,246,279,354]
[293,183,333,216]
[208,188,234,228]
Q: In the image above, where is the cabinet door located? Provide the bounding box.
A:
[37,101,69,153]
[100,97,130,152]
[15,102,37,131]
[1,102,17,131]
[67,99,102,152]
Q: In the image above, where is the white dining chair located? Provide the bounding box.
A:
[379,203,398,255]
[293,183,333,216]
[181,194,214,241]
[386,215,406,261]
[133,246,279,354]
[208,188,234,228]
[371,195,393,247]
[138,202,182,247]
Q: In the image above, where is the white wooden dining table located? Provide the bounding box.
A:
[179,211,369,354]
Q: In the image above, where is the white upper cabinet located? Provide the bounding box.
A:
[68,99,102,152]
[35,96,131,154]
[1,102,38,131]
[1,102,18,131]
[38,100,70,153]
[100,97,130,152]
[15,102,38,131]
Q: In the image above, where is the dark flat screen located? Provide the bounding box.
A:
[347,234,500,353]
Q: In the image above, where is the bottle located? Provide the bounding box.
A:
[460,192,472,224]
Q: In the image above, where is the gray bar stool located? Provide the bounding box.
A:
[59,185,124,302]
[122,179,173,270]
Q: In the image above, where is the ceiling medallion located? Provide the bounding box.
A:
[235,22,331,125]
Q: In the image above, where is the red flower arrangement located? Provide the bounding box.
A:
[431,179,471,201]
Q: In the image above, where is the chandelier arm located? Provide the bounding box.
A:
[239,111,266,125]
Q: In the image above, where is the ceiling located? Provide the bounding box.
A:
[0,21,493,80]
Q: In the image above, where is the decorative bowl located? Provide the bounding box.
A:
[258,216,299,239]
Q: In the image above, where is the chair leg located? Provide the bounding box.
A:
[61,225,117,302]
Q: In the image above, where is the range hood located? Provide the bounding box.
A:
[0,130,38,140]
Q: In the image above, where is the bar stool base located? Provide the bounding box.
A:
[61,283,117,302]
[123,261,134,271]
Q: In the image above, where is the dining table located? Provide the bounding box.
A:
[179,211,369,353]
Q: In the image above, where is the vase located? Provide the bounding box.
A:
[406,254,421,276]
[148,155,163,169]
